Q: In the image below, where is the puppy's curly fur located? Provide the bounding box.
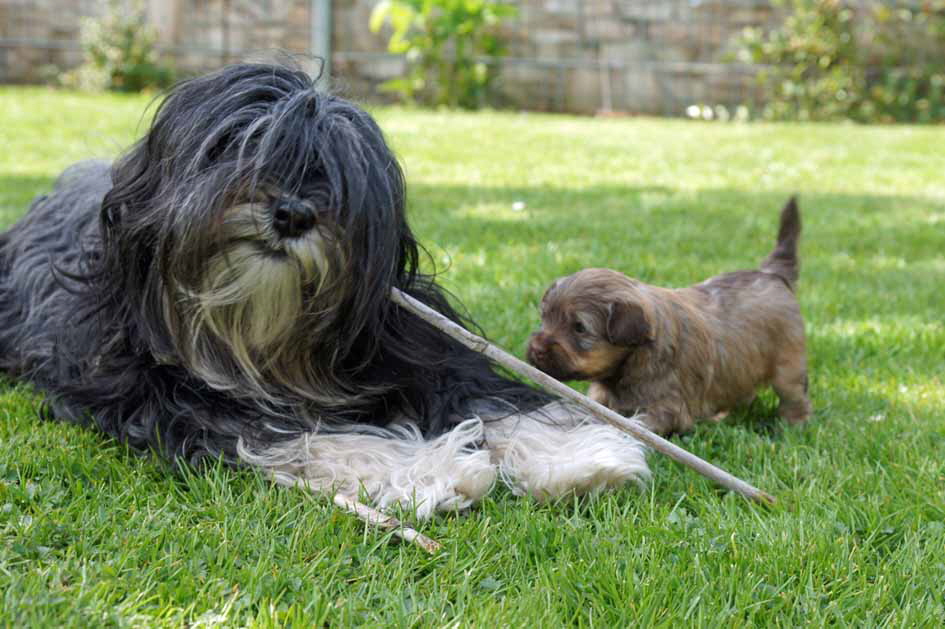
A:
[0,63,649,517]
[527,198,811,435]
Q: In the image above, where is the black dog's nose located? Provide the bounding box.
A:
[271,197,316,238]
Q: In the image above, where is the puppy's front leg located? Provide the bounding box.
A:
[636,386,695,435]
[588,382,614,408]
[591,379,692,435]
[602,371,694,436]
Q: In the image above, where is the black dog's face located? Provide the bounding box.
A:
[194,181,336,373]
[99,64,413,403]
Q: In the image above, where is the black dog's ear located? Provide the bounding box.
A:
[606,301,651,347]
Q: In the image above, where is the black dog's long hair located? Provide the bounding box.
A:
[0,63,547,462]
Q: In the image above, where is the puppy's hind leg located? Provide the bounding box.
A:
[772,354,812,424]
[482,401,650,501]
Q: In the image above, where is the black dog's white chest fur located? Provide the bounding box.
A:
[0,64,649,518]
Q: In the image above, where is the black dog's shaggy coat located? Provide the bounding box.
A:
[0,64,546,462]
[1,64,649,516]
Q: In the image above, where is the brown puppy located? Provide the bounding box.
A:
[527,198,811,435]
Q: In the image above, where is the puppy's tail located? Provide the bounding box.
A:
[760,196,801,287]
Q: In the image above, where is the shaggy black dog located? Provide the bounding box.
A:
[0,63,647,517]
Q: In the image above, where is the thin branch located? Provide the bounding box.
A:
[390,287,776,506]
[333,494,443,554]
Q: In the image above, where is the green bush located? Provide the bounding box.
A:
[63,0,174,92]
[369,0,516,109]
[869,2,945,123]
[733,0,945,122]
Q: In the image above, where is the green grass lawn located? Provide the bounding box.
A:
[2,87,944,627]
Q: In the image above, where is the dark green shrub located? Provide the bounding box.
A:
[868,2,945,123]
[733,0,945,122]
[369,0,516,109]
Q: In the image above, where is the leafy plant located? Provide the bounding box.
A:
[369,0,516,109]
[732,0,945,122]
[868,2,945,123]
[734,0,864,121]
[63,0,174,92]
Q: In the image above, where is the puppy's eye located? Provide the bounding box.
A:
[572,321,587,335]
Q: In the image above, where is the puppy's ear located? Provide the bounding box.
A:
[606,301,651,347]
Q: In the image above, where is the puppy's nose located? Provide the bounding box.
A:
[527,332,552,361]
[271,197,316,238]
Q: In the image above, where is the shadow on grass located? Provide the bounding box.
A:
[406,183,944,315]
[407,183,945,262]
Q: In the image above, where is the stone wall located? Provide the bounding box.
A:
[0,0,778,114]
[169,0,312,73]
[519,0,777,113]
[0,0,315,83]
[0,0,97,83]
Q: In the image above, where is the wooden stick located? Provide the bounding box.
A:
[390,288,776,506]
[333,494,443,554]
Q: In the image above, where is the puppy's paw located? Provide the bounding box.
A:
[709,410,730,423]
[778,399,812,425]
